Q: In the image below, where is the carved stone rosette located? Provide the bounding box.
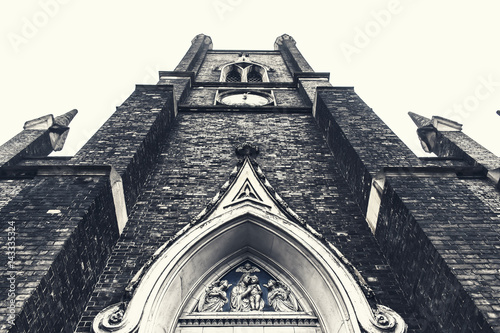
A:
[93,303,130,332]
[370,304,407,332]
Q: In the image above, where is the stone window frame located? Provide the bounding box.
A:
[220,62,270,83]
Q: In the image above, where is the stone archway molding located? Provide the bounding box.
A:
[92,152,407,333]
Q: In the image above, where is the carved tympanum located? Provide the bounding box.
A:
[230,264,265,311]
[264,279,299,312]
[197,280,231,312]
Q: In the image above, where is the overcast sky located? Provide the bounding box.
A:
[1,0,499,157]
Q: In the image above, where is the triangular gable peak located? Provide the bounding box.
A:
[191,142,309,229]
[203,157,300,223]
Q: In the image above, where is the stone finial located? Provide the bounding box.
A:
[1,109,78,165]
[49,109,78,151]
[235,142,259,158]
[408,112,437,153]
[54,109,78,127]
[274,34,296,49]
[191,34,213,47]
[408,112,431,128]
[409,112,462,132]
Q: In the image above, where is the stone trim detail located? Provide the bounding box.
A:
[178,317,319,327]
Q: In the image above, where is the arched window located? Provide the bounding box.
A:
[220,62,269,83]
[247,69,262,83]
[225,68,241,82]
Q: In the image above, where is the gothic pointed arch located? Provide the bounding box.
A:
[223,64,242,82]
[247,67,263,82]
[92,143,407,333]
[219,56,270,82]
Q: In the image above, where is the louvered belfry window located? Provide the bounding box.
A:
[222,62,268,83]
[247,69,262,82]
[226,69,241,82]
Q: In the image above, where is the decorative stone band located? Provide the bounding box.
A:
[95,301,406,333]
[178,317,319,327]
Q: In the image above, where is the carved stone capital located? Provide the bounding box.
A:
[235,142,259,158]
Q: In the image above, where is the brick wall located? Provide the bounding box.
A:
[377,175,500,332]
[195,52,293,83]
[71,85,176,212]
[0,175,119,333]
[75,112,420,332]
[1,82,179,333]
[0,131,52,167]
[314,87,420,213]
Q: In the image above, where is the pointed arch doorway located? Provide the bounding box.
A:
[93,145,406,333]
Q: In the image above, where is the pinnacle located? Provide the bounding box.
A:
[408,112,431,128]
[54,109,78,127]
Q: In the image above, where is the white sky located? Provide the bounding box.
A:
[0,0,499,158]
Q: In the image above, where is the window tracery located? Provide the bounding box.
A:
[221,63,269,82]
[225,66,241,82]
[247,69,263,82]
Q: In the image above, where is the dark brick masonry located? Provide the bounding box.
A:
[3,33,500,333]
[75,112,419,332]
[0,173,118,333]
[0,84,177,333]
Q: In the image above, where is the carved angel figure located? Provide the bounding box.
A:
[197,280,231,312]
[264,279,299,312]
[235,263,260,275]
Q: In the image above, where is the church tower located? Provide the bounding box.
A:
[1,34,500,333]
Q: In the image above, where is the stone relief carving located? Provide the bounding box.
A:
[370,304,404,331]
[236,262,260,275]
[230,264,265,312]
[197,280,232,312]
[264,279,299,312]
[198,263,303,313]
